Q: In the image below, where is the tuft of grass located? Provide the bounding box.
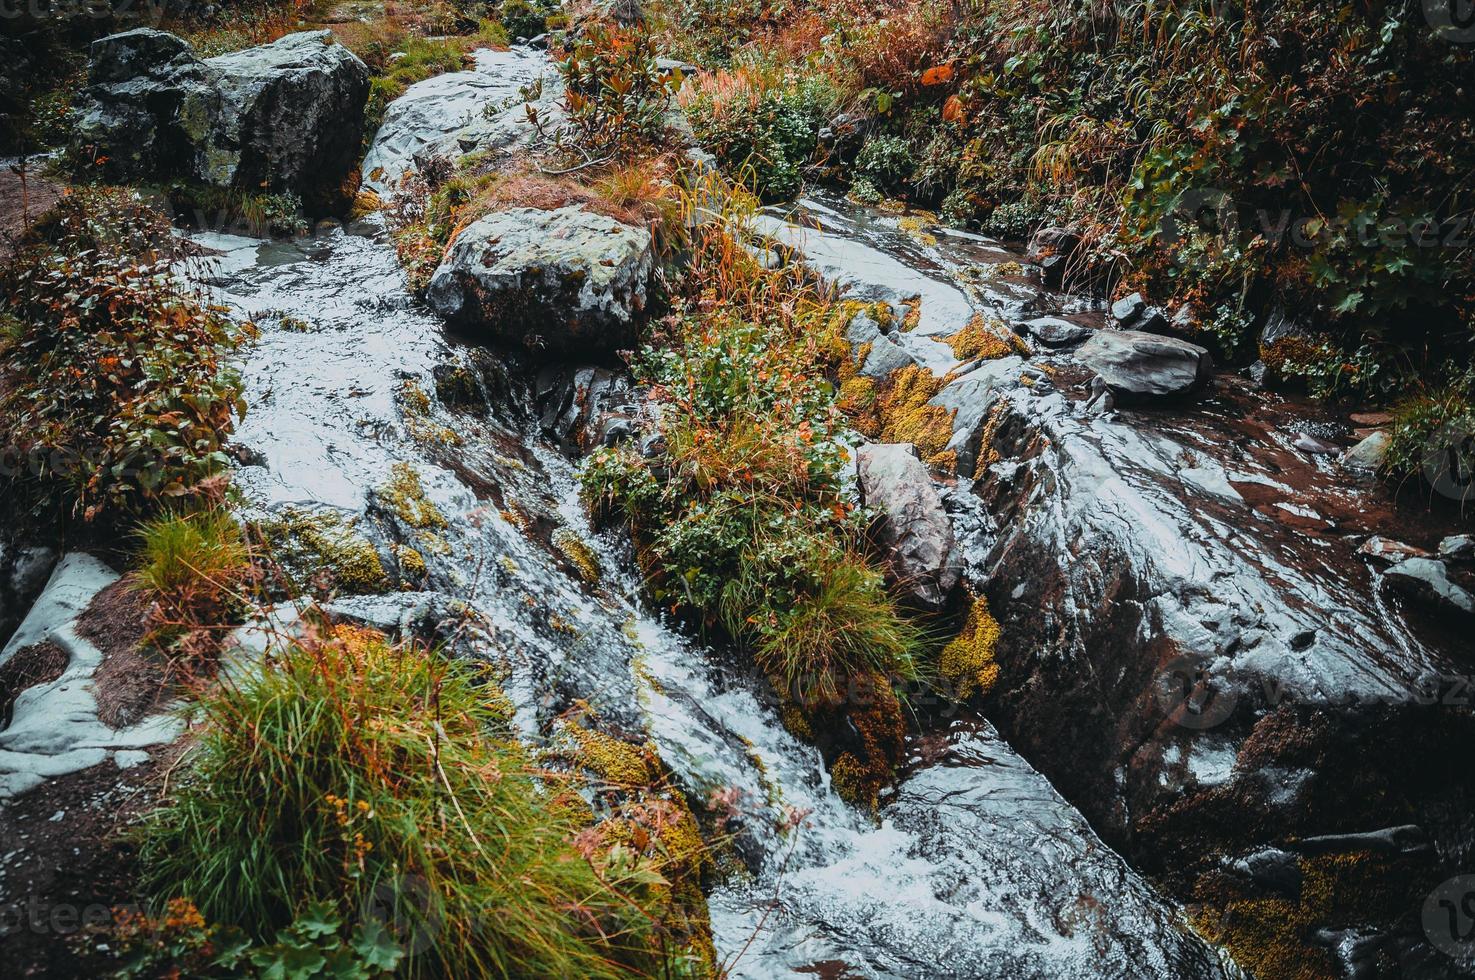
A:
[132,505,251,656]
[137,626,694,978]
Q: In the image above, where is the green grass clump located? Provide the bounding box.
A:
[137,626,691,978]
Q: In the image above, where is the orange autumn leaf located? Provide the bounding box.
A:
[921,63,955,87]
[942,95,967,123]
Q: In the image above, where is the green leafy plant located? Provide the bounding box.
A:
[0,189,249,524]
[542,24,681,166]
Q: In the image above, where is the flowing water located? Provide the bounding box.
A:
[180,192,1233,977]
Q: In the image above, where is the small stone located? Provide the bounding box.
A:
[846,310,883,346]
[1341,431,1391,472]
[1293,434,1341,455]
[1021,316,1093,347]
[1350,411,1394,427]
[1110,292,1146,324]
[1383,558,1475,617]
[1357,536,1431,563]
[1438,535,1475,562]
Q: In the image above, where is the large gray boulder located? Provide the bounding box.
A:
[201,32,370,200]
[854,443,958,608]
[72,29,369,205]
[427,206,655,358]
[1075,329,1212,400]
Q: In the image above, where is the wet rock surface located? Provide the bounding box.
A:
[359,46,556,196]
[1074,328,1213,400]
[72,29,369,204]
[762,190,1475,975]
[176,199,1230,976]
[428,205,655,358]
[854,444,958,608]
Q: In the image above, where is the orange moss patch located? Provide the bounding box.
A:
[873,364,956,470]
[946,313,1026,361]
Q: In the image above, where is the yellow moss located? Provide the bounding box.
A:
[252,507,389,595]
[398,379,433,416]
[986,260,1024,278]
[897,215,938,246]
[837,374,878,417]
[874,364,957,469]
[393,544,426,580]
[497,555,520,575]
[830,752,876,809]
[568,726,658,786]
[379,463,448,531]
[940,595,1001,700]
[552,527,601,584]
[899,301,923,333]
[780,703,814,741]
[500,507,531,533]
[1192,850,1408,980]
[350,189,383,219]
[946,313,1027,361]
[398,380,463,448]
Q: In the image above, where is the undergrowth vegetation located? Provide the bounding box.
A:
[131,624,701,977]
[582,189,927,806]
[0,189,249,526]
[658,0,1475,447]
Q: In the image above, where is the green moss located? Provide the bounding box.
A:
[553,528,602,584]
[378,462,449,535]
[567,726,659,787]
[251,507,389,596]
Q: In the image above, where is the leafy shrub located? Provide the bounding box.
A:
[111,898,403,979]
[0,189,248,524]
[854,135,914,195]
[137,626,692,978]
[681,70,841,201]
[582,222,922,707]
[546,24,681,164]
[500,0,556,40]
